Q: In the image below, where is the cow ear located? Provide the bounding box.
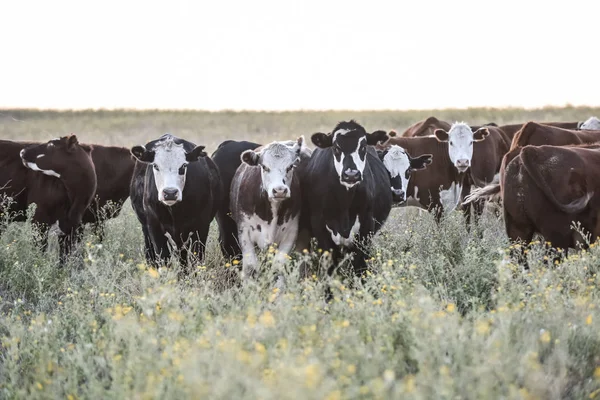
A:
[473,127,490,142]
[131,145,155,163]
[388,130,397,137]
[66,135,79,151]
[434,129,449,142]
[366,130,389,146]
[409,153,433,171]
[186,145,207,162]
[311,132,333,148]
[241,149,260,166]
[295,135,305,154]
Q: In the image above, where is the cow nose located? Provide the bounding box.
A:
[457,159,469,167]
[162,188,179,201]
[342,169,361,183]
[392,188,405,200]
[272,186,289,198]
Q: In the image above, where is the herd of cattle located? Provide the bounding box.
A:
[1,115,600,276]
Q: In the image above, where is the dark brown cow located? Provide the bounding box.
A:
[401,116,451,137]
[0,135,97,262]
[499,144,600,257]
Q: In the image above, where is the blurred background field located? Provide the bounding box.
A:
[2,106,600,149]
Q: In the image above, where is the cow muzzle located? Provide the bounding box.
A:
[270,186,290,200]
[341,169,361,186]
[392,188,406,203]
[455,159,470,172]
[161,188,181,205]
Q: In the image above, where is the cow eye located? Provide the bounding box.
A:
[178,163,188,175]
[48,142,54,148]
[153,164,159,171]
[261,164,270,172]
[449,141,454,146]
[470,141,474,145]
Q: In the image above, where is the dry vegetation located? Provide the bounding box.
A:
[1,107,600,399]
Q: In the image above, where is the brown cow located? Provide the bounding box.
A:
[499,144,600,259]
[401,116,451,137]
[0,135,97,262]
[497,116,600,141]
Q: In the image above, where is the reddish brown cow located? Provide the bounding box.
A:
[499,121,580,141]
[499,144,600,257]
[401,117,451,137]
[0,136,97,262]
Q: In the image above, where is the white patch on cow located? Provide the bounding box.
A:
[326,216,360,247]
[36,154,45,159]
[333,128,351,142]
[151,136,189,206]
[580,116,600,130]
[445,122,476,172]
[239,204,299,280]
[492,173,500,184]
[405,186,423,208]
[333,137,367,189]
[382,145,411,202]
[24,162,61,178]
[254,140,303,200]
[440,182,462,213]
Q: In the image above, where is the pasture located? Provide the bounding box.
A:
[1,107,600,399]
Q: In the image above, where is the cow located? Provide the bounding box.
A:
[488,144,600,263]
[376,145,433,204]
[212,140,261,259]
[0,135,97,262]
[401,116,451,138]
[466,122,600,208]
[129,134,221,273]
[230,137,309,280]
[579,116,600,130]
[82,145,136,238]
[300,120,392,277]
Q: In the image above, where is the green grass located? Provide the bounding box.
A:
[1,108,600,399]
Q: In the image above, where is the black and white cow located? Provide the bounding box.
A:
[376,145,433,204]
[129,134,221,272]
[212,140,261,259]
[300,120,391,276]
[230,137,309,279]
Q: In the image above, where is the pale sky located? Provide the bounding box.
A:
[1,0,598,111]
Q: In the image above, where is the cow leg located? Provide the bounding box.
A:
[216,212,241,260]
[140,225,157,265]
[504,212,534,268]
[58,229,77,265]
[148,223,170,267]
[461,181,472,230]
[239,228,259,280]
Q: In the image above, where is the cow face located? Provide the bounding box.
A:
[131,134,206,206]
[378,145,433,203]
[20,135,83,178]
[312,120,388,188]
[241,137,304,200]
[434,122,489,172]
[580,116,600,130]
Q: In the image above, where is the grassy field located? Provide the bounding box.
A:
[1,107,600,399]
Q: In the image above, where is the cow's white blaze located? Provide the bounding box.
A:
[333,137,367,189]
[252,140,303,200]
[445,122,475,172]
[382,145,411,201]
[326,216,361,247]
[151,138,189,205]
[581,116,600,130]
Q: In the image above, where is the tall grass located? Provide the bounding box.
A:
[1,108,600,399]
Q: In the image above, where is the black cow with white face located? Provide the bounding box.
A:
[377,145,433,204]
[129,134,221,272]
[300,120,392,276]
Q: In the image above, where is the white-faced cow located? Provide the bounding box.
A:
[579,116,600,130]
[376,145,433,204]
[0,135,97,263]
[129,134,221,273]
[230,137,309,279]
[300,120,391,277]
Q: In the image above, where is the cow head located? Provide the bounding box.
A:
[241,136,305,200]
[579,116,600,130]
[20,135,90,179]
[312,120,388,188]
[131,134,207,206]
[434,122,489,173]
[378,145,432,203]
